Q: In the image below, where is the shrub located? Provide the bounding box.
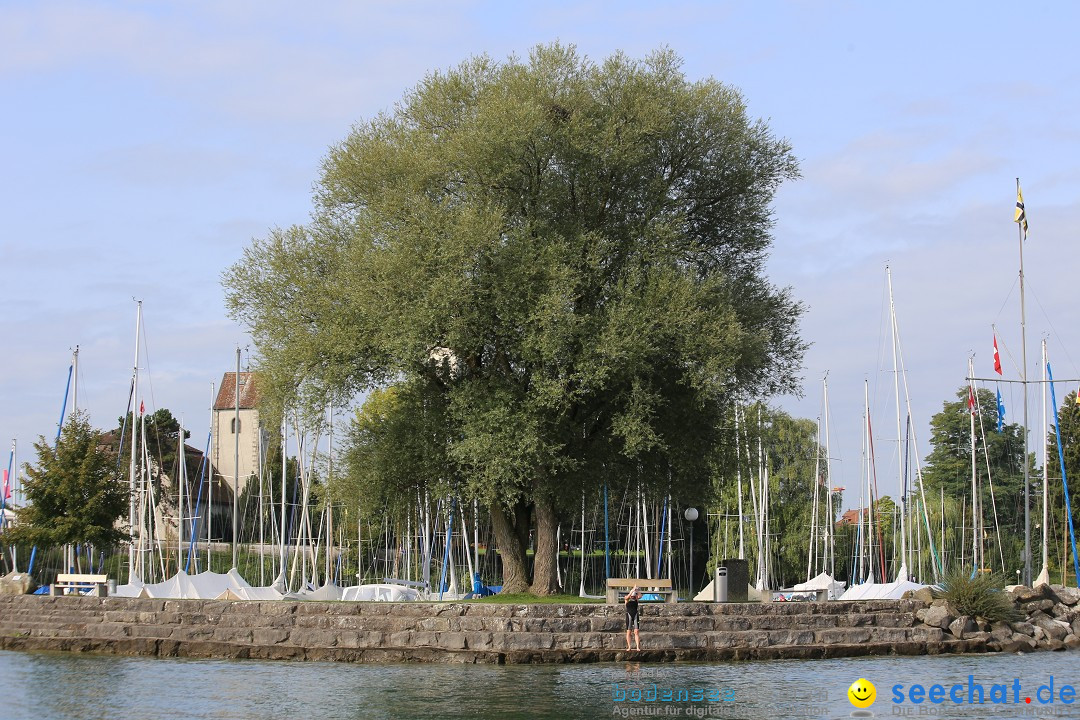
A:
[931,570,1022,623]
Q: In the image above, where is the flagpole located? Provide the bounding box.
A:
[1017,177,1031,586]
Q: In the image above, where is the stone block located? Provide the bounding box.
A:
[923,604,954,630]
[251,628,289,645]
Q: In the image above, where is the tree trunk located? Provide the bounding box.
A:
[530,495,561,595]
[490,501,531,593]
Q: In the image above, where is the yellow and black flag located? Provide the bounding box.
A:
[1014,179,1028,240]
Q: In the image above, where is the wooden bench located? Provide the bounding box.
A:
[605,577,677,604]
[50,573,109,597]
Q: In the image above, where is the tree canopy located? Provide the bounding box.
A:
[922,385,1030,573]
[6,412,129,550]
[225,44,804,592]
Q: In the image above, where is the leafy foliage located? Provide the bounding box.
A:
[922,386,1031,574]
[7,412,129,549]
[931,570,1022,623]
[225,44,805,591]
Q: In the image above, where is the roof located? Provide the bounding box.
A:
[213,372,259,410]
[837,509,864,527]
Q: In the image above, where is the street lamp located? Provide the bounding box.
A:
[685,508,699,597]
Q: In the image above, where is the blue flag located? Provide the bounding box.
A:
[996,388,1006,432]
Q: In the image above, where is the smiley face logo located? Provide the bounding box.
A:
[848,678,876,708]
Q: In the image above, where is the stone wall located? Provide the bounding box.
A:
[908,583,1080,653]
[0,595,995,664]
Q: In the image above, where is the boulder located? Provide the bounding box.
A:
[1009,620,1035,636]
[1010,585,1045,603]
[0,572,36,595]
[1033,616,1068,641]
[1065,635,1080,650]
[915,608,928,623]
[923,604,954,630]
[949,615,976,639]
[989,622,1013,642]
[1024,599,1055,614]
[1009,632,1038,650]
[912,587,934,605]
[1051,603,1074,621]
[1050,585,1080,607]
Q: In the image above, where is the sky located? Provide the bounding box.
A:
[2,1,1079,513]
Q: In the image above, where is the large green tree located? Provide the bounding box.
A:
[225,45,804,593]
[7,412,129,550]
[922,386,1030,573]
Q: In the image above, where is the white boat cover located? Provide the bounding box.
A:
[137,569,258,600]
[341,584,421,602]
[838,578,925,601]
[792,572,847,600]
[111,573,146,598]
[114,571,419,602]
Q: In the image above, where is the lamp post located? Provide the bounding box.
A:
[685,508,699,597]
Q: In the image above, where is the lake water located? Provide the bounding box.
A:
[2,649,1079,719]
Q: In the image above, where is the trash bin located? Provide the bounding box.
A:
[714,566,728,603]
[107,579,117,596]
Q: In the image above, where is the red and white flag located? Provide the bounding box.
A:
[968,386,977,415]
[139,400,145,415]
[993,335,1002,375]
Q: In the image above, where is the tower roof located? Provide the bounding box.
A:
[214,372,259,410]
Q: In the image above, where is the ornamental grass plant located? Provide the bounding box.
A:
[931,570,1023,623]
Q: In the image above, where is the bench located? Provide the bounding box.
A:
[605,577,677,605]
[50,573,109,597]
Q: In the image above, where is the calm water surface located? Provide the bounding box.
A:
[3,649,1079,719]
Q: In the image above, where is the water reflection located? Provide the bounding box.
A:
[1,649,1076,720]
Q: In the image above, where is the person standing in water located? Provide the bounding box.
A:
[624,586,641,651]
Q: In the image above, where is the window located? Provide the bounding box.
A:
[231,418,241,433]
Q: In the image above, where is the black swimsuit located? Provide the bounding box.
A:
[625,596,639,629]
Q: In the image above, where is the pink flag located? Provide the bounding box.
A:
[2,469,10,500]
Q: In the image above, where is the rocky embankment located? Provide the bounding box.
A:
[0,587,1076,664]
[907,583,1080,653]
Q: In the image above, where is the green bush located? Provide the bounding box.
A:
[931,570,1022,623]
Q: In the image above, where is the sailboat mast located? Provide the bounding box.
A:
[887,267,909,580]
[807,387,822,581]
[968,359,979,574]
[233,348,240,569]
[207,383,214,573]
[128,301,142,583]
[1017,177,1032,585]
[178,421,185,574]
[823,377,835,578]
[1037,339,1050,586]
[735,406,745,560]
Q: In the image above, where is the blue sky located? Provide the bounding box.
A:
[2,1,1079,513]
